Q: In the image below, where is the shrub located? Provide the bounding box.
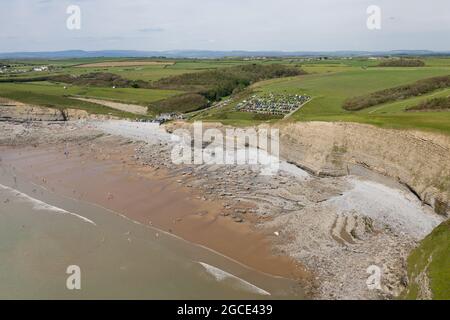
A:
[152,64,306,103]
[343,75,450,111]
[406,97,450,111]
[378,59,426,67]
[48,73,151,89]
[149,93,209,114]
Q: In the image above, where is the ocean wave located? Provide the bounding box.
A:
[198,262,271,296]
[0,183,96,226]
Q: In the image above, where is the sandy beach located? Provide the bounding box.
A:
[0,120,443,299]
[0,122,309,290]
[0,172,303,299]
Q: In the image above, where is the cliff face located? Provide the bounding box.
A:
[277,122,450,216]
[166,120,450,216]
[0,100,115,121]
[0,104,67,121]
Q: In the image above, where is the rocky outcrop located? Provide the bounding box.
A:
[1,120,444,300]
[0,104,67,121]
[277,122,450,217]
[165,121,450,216]
[0,100,117,122]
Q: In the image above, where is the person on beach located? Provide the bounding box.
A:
[64,143,69,159]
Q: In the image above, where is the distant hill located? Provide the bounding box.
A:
[0,49,448,59]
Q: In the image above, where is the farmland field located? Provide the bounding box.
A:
[0,82,182,117]
[1,57,450,133]
[193,58,450,133]
[75,61,175,68]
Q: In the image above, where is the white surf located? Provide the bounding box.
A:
[0,183,96,226]
[198,262,271,296]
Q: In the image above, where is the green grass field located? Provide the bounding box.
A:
[0,89,139,118]
[64,59,301,82]
[0,82,182,117]
[404,219,450,300]
[193,59,450,132]
[1,57,450,132]
[0,59,280,82]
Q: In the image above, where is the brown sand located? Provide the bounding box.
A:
[0,143,309,284]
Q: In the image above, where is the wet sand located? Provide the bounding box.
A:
[0,175,303,299]
[2,120,445,299]
[0,143,309,287]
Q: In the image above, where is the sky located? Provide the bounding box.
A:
[1,0,449,53]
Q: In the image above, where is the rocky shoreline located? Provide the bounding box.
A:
[0,120,445,299]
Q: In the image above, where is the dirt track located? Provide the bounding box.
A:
[71,97,148,115]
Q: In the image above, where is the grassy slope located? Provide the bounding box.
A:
[266,68,450,115]
[0,59,246,82]
[3,57,450,130]
[0,82,179,117]
[363,88,450,114]
[0,90,138,118]
[404,219,450,300]
[243,65,450,133]
[0,59,284,118]
[193,107,283,126]
[0,82,181,101]
[102,60,284,83]
[191,88,287,126]
[1,58,304,82]
[62,60,271,81]
[195,62,450,129]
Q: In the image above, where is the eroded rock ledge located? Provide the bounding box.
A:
[277,122,450,217]
[166,121,450,217]
[0,99,115,122]
[1,120,446,299]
